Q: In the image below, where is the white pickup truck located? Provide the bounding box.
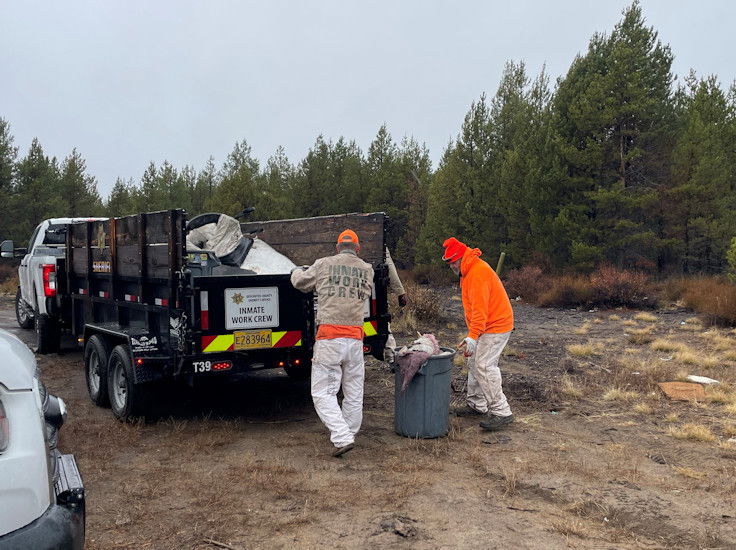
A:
[1,217,105,353]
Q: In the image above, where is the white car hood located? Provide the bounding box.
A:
[0,329,37,390]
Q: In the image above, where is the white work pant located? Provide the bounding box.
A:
[467,331,512,417]
[311,338,365,448]
[384,328,397,363]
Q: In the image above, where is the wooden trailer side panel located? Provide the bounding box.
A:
[241,212,386,266]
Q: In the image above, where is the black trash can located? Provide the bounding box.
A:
[394,347,455,438]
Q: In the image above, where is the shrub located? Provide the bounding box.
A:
[0,276,18,296]
[394,280,443,325]
[0,262,17,283]
[503,265,547,302]
[681,276,736,325]
[658,277,689,303]
[589,264,649,307]
[727,237,736,284]
[538,275,595,308]
[410,264,457,287]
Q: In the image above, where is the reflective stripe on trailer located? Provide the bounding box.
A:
[363,320,378,337]
[201,330,303,353]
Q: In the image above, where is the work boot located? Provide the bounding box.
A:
[452,405,485,417]
[332,443,355,457]
[479,414,514,431]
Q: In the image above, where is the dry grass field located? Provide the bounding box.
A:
[2,292,735,549]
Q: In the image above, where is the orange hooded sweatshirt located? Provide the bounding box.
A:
[460,247,514,339]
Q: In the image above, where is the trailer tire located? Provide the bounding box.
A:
[15,288,34,329]
[35,308,60,354]
[85,335,111,407]
[108,345,151,421]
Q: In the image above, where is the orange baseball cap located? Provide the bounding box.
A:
[337,229,359,247]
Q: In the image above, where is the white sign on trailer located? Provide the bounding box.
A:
[225,287,280,330]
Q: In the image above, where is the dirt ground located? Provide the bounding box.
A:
[2,291,736,550]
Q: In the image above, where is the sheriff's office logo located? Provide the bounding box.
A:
[231,292,244,305]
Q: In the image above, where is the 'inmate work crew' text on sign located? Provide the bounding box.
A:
[225,287,279,330]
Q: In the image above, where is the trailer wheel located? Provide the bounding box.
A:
[35,308,60,354]
[84,335,111,407]
[108,345,151,421]
[15,288,34,329]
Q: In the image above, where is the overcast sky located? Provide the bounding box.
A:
[2,1,735,197]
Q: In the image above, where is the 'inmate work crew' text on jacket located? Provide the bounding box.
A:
[460,247,514,339]
[291,250,374,337]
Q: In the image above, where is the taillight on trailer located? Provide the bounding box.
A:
[200,291,209,330]
[211,361,231,371]
[0,400,9,453]
[278,361,285,367]
[42,264,57,297]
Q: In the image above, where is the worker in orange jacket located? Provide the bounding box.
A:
[442,237,514,431]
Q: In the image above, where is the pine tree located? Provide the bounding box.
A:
[208,140,260,216]
[552,1,675,269]
[106,178,136,217]
[0,118,18,238]
[365,125,406,250]
[59,148,103,216]
[191,156,217,215]
[12,139,63,240]
[415,143,464,264]
[255,146,295,220]
[667,73,735,273]
[396,137,432,267]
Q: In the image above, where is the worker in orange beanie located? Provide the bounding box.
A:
[442,237,514,431]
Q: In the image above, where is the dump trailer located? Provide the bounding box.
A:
[54,209,389,421]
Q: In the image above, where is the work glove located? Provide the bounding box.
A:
[458,337,477,357]
[398,294,407,308]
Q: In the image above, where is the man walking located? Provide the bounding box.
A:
[442,237,515,431]
[291,230,374,456]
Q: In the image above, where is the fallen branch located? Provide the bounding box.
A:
[203,538,243,550]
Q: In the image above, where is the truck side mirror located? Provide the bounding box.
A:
[1,240,14,258]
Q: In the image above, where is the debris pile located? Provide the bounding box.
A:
[186,213,296,274]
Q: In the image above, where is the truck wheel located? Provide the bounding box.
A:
[84,335,111,407]
[35,309,60,354]
[15,288,34,329]
[107,345,151,421]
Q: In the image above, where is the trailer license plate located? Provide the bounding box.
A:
[234,329,272,350]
